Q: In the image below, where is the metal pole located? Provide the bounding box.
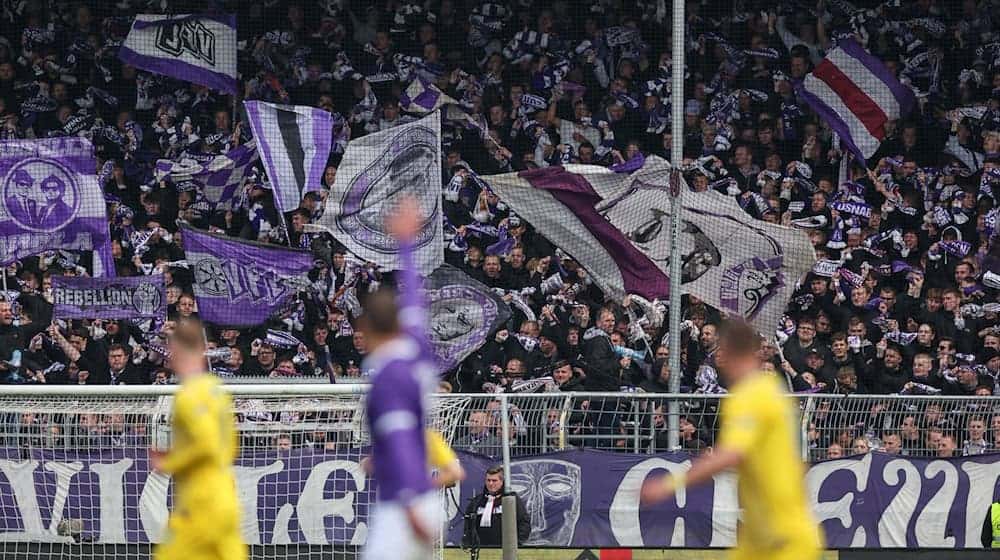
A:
[666,0,686,450]
[499,394,517,560]
[202,328,214,374]
[1,267,7,294]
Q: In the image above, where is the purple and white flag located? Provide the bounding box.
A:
[244,101,333,214]
[797,39,915,162]
[309,112,442,275]
[52,275,165,320]
[486,156,816,334]
[0,138,114,276]
[154,142,258,205]
[118,14,238,95]
[400,77,459,113]
[424,264,511,371]
[180,223,313,327]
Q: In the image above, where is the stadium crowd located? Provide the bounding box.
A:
[0,0,999,458]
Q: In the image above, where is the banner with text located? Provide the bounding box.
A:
[52,275,166,320]
[0,448,997,549]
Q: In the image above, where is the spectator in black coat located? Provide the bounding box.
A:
[463,466,530,547]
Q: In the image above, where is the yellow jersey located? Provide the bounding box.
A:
[156,375,246,560]
[718,373,823,560]
[425,429,458,468]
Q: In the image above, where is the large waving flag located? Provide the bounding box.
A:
[119,14,238,95]
[424,264,511,372]
[180,223,313,326]
[486,157,816,334]
[798,39,915,162]
[308,112,442,275]
[244,101,334,214]
[154,141,258,205]
[0,138,115,276]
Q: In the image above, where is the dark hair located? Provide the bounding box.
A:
[108,343,128,356]
[486,465,504,477]
[360,287,400,335]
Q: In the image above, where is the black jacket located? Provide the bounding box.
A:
[581,329,619,391]
[983,504,998,549]
[463,490,530,547]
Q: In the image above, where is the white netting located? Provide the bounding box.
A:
[0,386,469,560]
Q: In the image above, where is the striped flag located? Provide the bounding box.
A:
[243,101,333,214]
[797,39,915,162]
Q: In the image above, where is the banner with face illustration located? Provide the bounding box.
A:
[424,264,511,371]
[0,138,115,276]
[486,156,815,334]
[310,112,442,275]
[1,447,997,549]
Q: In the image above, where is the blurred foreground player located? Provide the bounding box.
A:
[151,319,246,560]
[361,198,441,560]
[641,320,823,560]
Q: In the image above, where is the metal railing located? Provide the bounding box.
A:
[2,387,999,461]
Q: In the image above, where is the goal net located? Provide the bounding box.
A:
[0,385,469,560]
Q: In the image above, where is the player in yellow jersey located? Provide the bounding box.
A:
[425,429,465,487]
[641,319,823,560]
[150,320,247,560]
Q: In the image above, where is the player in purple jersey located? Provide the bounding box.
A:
[360,198,441,560]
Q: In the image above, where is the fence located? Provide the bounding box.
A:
[1,386,999,557]
[4,385,998,462]
[439,392,1000,461]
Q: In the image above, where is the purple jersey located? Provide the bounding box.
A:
[364,243,438,504]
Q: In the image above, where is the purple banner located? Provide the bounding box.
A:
[1,447,998,548]
[424,264,511,372]
[180,223,314,327]
[0,138,115,276]
[52,275,166,320]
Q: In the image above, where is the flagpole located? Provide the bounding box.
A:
[1,268,7,294]
[666,0,685,451]
[202,327,215,374]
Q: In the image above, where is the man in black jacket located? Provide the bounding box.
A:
[581,307,622,448]
[463,466,530,548]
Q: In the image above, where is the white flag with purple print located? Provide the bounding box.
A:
[154,141,258,205]
[486,156,816,334]
[798,39,915,161]
[244,101,334,214]
[309,112,442,275]
[119,14,238,95]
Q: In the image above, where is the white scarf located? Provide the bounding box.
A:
[479,495,496,527]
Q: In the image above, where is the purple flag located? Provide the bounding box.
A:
[423,264,511,371]
[0,138,114,276]
[118,14,238,95]
[180,223,313,326]
[154,142,259,205]
[244,101,333,214]
[52,275,166,320]
[399,77,459,113]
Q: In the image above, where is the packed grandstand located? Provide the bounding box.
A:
[0,0,998,468]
